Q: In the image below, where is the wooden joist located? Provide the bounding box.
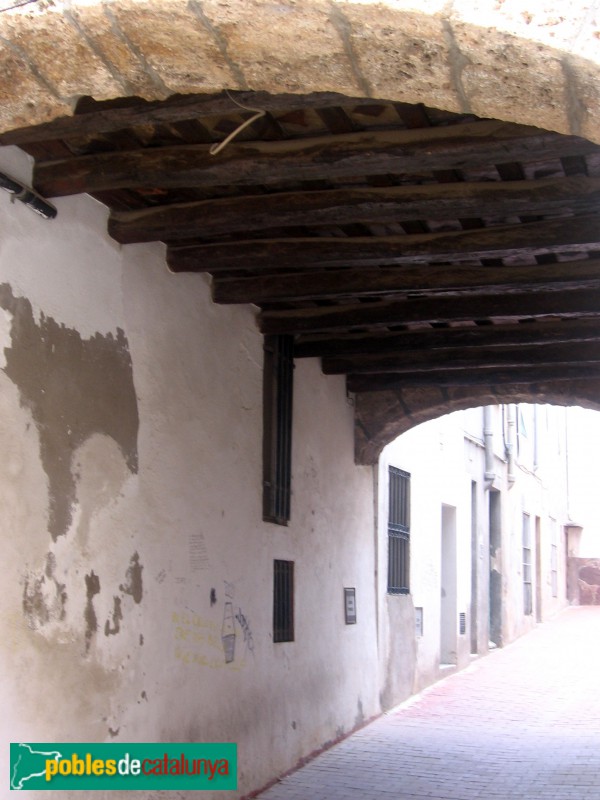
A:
[109,177,600,244]
[347,364,600,392]
[212,258,600,304]
[323,340,600,375]
[33,120,599,197]
[168,214,600,272]
[294,319,600,358]
[259,288,600,335]
[0,91,370,146]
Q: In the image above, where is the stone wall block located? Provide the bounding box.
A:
[0,45,71,130]
[199,0,363,95]
[563,54,600,143]
[452,22,570,135]
[0,11,123,102]
[453,24,571,133]
[108,0,237,94]
[340,5,461,111]
[67,5,164,99]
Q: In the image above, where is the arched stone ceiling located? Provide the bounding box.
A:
[2,0,600,465]
[0,0,599,142]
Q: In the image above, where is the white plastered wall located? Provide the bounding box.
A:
[0,145,378,799]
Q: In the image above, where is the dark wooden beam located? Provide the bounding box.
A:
[0,91,370,146]
[347,364,600,392]
[323,341,600,375]
[212,257,600,305]
[260,288,600,335]
[108,176,600,244]
[33,120,599,197]
[294,319,600,358]
[169,214,600,272]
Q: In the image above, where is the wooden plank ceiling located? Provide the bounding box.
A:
[4,91,600,394]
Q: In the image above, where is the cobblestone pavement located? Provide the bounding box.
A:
[258,607,600,799]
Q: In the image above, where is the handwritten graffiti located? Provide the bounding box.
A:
[234,608,255,656]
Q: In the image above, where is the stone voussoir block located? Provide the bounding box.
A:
[451,20,570,135]
[0,9,123,102]
[107,0,238,95]
[339,4,461,112]
[66,3,165,99]
[0,44,71,130]
[199,0,364,96]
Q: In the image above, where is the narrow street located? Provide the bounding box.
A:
[258,607,600,800]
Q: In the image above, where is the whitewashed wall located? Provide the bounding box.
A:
[0,145,378,799]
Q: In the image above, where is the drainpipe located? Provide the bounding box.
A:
[506,404,517,484]
[484,405,495,485]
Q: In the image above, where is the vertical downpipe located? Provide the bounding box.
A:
[483,406,495,484]
[506,404,517,484]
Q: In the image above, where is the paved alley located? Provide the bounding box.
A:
[257,607,600,800]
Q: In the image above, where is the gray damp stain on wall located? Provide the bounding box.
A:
[104,596,123,636]
[120,552,143,604]
[84,570,101,652]
[0,283,139,541]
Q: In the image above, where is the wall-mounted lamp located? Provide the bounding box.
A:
[0,170,57,220]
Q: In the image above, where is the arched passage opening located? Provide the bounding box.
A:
[377,400,600,700]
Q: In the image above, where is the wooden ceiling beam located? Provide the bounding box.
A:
[212,257,600,305]
[347,364,600,392]
[0,91,370,146]
[168,214,600,272]
[294,319,600,358]
[33,120,599,197]
[260,288,600,335]
[109,176,600,244]
[323,340,600,375]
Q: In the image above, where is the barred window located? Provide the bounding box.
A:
[388,466,410,594]
[273,560,294,642]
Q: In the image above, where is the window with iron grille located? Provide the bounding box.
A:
[263,335,294,526]
[523,513,533,615]
[273,560,294,642]
[388,466,410,594]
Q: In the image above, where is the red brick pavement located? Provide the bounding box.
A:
[257,607,600,799]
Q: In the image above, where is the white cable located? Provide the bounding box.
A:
[209,92,266,156]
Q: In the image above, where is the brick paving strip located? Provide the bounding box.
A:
[258,607,600,799]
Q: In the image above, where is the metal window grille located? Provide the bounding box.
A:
[263,335,294,525]
[273,559,294,642]
[388,466,410,594]
[522,513,533,615]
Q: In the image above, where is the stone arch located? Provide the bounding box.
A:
[355,380,600,464]
[0,1,598,143]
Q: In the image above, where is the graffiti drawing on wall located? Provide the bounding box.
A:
[173,580,255,670]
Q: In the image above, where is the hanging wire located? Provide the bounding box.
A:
[209,91,266,156]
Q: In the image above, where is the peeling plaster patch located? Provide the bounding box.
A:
[104,596,123,636]
[22,564,67,630]
[84,570,101,652]
[120,552,143,604]
[108,726,120,738]
[0,283,139,541]
[210,588,217,607]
